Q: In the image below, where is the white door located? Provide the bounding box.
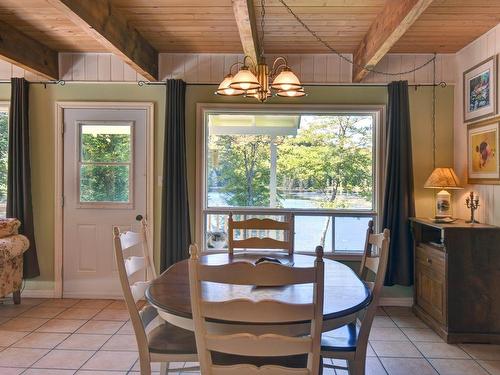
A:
[63,107,148,298]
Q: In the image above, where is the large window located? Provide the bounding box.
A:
[0,105,8,217]
[198,106,383,257]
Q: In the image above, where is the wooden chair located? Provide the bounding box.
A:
[113,222,198,375]
[321,227,390,375]
[189,243,324,375]
[227,212,294,255]
[359,220,375,277]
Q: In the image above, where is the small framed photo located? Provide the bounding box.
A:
[463,55,497,123]
[467,121,500,184]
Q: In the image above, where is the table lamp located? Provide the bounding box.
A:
[424,167,462,218]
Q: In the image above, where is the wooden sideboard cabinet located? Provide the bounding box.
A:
[410,217,500,344]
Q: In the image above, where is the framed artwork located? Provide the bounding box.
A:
[467,121,499,184]
[463,55,497,123]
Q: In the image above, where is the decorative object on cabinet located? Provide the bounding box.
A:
[467,121,499,184]
[410,217,500,344]
[424,167,462,218]
[465,191,480,223]
[463,55,497,123]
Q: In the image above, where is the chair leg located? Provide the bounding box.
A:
[12,290,21,305]
[160,362,169,375]
[347,358,366,375]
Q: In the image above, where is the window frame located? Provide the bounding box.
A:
[0,102,9,218]
[196,103,386,260]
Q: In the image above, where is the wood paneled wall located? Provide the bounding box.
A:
[453,23,500,226]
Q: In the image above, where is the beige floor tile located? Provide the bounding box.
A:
[23,369,75,375]
[0,348,48,367]
[381,358,438,375]
[429,359,489,375]
[131,360,161,371]
[39,299,80,308]
[0,317,10,325]
[101,335,137,351]
[366,357,388,375]
[391,315,428,328]
[383,307,414,317]
[19,299,46,306]
[372,316,398,328]
[75,371,126,375]
[460,344,500,360]
[0,318,49,332]
[57,308,101,320]
[92,309,130,322]
[375,307,388,316]
[367,342,377,357]
[33,349,95,370]
[0,367,26,374]
[0,305,34,318]
[81,350,137,371]
[36,319,87,334]
[369,327,409,341]
[115,321,133,335]
[105,301,128,310]
[57,334,111,350]
[19,307,67,319]
[73,300,113,309]
[414,342,470,359]
[12,332,69,349]
[0,330,28,346]
[478,360,500,375]
[76,321,124,335]
[401,328,444,342]
[371,340,422,358]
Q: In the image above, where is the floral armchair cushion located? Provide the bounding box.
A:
[0,218,21,238]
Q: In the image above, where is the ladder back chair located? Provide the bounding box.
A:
[189,243,324,375]
[321,227,390,375]
[227,212,294,255]
[113,221,198,375]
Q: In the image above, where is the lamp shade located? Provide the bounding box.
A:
[215,74,244,96]
[424,167,462,189]
[271,67,302,91]
[229,67,260,91]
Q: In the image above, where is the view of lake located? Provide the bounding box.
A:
[207,191,373,253]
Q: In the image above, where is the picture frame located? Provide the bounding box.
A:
[463,55,498,123]
[467,120,500,184]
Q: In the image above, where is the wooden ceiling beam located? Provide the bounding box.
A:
[47,0,159,81]
[232,0,261,64]
[0,20,59,80]
[352,0,434,82]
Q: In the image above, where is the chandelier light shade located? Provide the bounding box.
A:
[271,67,303,91]
[229,66,261,91]
[215,74,245,96]
[276,88,306,97]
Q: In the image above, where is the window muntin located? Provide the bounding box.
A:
[201,109,380,256]
[78,123,133,206]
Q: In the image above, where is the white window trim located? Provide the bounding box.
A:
[195,103,386,260]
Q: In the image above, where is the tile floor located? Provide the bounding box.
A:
[1,298,500,374]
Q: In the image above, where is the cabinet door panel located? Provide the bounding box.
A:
[416,262,446,324]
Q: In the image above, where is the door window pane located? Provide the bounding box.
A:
[80,165,130,203]
[81,125,131,162]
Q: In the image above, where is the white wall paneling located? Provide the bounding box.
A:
[453,23,500,226]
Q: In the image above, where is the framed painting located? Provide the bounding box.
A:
[467,121,499,184]
[463,55,497,123]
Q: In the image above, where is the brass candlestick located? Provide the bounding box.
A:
[465,191,480,224]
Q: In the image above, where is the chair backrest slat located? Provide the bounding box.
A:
[198,261,317,286]
[228,213,294,255]
[205,333,312,357]
[202,300,315,323]
[363,257,380,274]
[130,281,149,303]
[124,256,147,277]
[119,231,142,251]
[189,244,324,375]
[211,365,310,375]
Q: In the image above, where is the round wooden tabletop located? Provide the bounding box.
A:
[146,252,371,322]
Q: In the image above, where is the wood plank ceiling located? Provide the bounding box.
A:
[0,0,498,80]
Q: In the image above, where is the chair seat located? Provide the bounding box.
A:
[148,321,197,355]
[321,322,359,352]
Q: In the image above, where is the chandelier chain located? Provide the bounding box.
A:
[260,0,266,58]
[277,0,436,76]
[432,53,436,169]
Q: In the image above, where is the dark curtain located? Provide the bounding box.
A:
[382,81,415,286]
[7,77,40,278]
[160,79,191,272]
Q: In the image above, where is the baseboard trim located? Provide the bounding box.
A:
[379,297,414,307]
[62,292,123,300]
[21,289,56,298]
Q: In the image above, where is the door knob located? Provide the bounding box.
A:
[136,215,143,221]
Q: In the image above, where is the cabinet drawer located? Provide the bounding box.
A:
[416,244,445,277]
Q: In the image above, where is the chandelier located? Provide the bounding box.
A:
[215,0,305,102]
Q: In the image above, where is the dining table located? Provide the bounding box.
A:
[146,251,372,335]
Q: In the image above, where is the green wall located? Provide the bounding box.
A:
[0,83,454,297]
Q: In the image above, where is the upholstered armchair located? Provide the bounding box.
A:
[0,218,30,304]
